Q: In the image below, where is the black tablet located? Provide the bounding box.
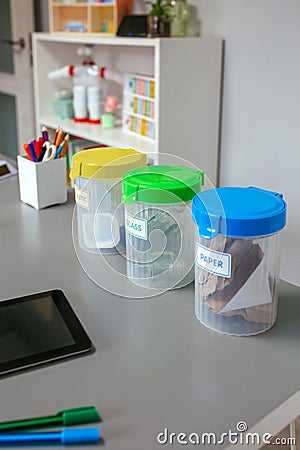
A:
[116,15,148,37]
[0,290,93,377]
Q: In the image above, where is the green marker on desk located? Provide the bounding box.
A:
[0,406,101,432]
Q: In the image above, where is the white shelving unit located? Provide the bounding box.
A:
[32,33,223,184]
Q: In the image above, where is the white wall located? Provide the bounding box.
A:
[185,0,300,286]
[35,0,300,286]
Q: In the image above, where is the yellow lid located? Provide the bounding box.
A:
[70,147,147,179]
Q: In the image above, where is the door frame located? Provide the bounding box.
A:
[0,0,35,154]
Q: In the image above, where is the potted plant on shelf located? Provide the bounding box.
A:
[145,0,173,37]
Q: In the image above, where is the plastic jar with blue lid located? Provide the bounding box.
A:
[192,186,287,336]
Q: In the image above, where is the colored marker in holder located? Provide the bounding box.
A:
[29,141,38,162]
[22,143,33,161]
[42,125,49,143]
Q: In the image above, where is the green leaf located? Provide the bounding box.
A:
[144,0,173,18]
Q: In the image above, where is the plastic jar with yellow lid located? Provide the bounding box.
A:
[70,147,147,254]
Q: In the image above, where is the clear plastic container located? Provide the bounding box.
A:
[74,176,124,253]
[122,165,204,289]
[192,187,287,336]
[70,147,147,254]
[54,98,74,119]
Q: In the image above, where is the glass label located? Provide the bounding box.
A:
[125,212,147,240]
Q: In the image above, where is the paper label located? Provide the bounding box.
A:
[196,243,231,278]
[125,212,147,240]
[75,185,89,209]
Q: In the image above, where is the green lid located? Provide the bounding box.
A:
[122,165,204,204]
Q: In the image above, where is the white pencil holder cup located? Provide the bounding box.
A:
[17,155,67,210]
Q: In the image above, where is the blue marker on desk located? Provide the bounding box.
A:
[0,428,100,445]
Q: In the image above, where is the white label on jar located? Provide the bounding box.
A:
[125,212,147,240]
[196,243,231,278]
[75,185,89,209]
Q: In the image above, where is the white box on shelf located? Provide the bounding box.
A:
[17,155,67,210]
[123,73,156,140]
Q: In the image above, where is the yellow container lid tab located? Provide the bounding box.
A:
[70,147,147,179]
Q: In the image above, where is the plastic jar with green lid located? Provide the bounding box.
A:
[70,147,147,254]
[122,165,204,290]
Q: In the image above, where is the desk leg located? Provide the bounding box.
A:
[289,420,297,450]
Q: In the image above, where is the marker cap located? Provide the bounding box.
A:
[61,428,100,444]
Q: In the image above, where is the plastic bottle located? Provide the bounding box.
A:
[171,0,190,37]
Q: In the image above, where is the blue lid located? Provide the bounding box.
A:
[192,186,287,239]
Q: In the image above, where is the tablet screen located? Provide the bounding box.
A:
[0,290,92,376]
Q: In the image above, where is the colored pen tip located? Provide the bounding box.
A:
[58,406,102,426]
[61,428,100,444]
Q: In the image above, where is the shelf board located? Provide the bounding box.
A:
[52,3,88,7]
[90,3,115,6]
[124,92,156,101]
[123,128,155,143]
[123,110,155,121]
[51,31,115,37]
[33,32,159,47]
[39,115,156,154]
[52,3,115,6]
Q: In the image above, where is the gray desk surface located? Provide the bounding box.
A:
[0,175,300,449]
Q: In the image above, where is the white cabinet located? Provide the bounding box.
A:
[32,33,222,184]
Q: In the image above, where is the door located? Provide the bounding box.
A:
[0,0,34,160]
